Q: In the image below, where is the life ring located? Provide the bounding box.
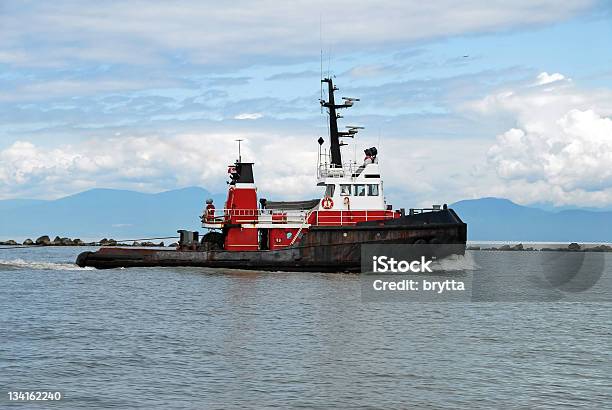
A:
[321,196,334,209]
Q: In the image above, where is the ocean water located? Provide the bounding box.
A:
[1,247,610,409]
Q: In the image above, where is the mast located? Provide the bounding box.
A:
[320,78,360,167]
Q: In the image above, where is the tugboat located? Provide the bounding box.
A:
[77,78,467,271]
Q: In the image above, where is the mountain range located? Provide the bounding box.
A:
[0,187,224,241]
[451,197,612,242]
[0,188,610,242]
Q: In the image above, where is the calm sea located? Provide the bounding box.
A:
[1,247,610,409]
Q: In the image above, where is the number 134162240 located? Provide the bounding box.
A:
[7,391,62,401]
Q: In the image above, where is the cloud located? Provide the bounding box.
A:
[265,70,320,81]
[1,1,609,212]
[234,113,263,120]
[10,68,611,209]
[0,1,596,68]
[353,66,531,114]
[535,72,566,85]
[470,73,612,206]
[0,125,492,208]
[0,79,175,102]
[489,110,612,190]
[345,64,390,78]
[0,132,318,200]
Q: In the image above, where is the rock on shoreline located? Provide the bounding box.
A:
[0,235,175,247]
[467,243,612,252]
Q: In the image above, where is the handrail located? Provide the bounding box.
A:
[317,161,361,178]
[202,208,309,224]
[202,208,395,226]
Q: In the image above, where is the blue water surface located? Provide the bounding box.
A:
[1,247,610,409]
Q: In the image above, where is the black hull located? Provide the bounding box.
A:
[76,209,467,272]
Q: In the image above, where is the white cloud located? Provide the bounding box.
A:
[346,64,389,78]
[3,70,611,209]
[0,79,177,102]
[0,127,491,209]
[535,72,566,85]
[234,113,263,120]
[489,110,612,189]
[469,73,612,206]
[0,132,319,200]
[0,2,607,211]
[0,1,595,68]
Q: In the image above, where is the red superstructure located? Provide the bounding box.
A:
[222,165,259,250]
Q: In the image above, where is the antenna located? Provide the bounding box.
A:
[327,45,332,79]
[377,126,383,178]
[235,139,243,162]
[320,14,323,113]
[320,49,324,115]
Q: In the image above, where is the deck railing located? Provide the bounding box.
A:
[317,161,361,179]
[313,209,395,226]
[202,208,309,225]
[202,208,396,226]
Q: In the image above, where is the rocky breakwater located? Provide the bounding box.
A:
[467,243,612,252]
[0,235,176,247]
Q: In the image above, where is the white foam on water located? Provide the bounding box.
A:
[0,258,94,271]
[432,252,479,271]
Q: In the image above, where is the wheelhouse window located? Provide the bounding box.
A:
[367,184,379,196]
[325,184,335,197]
[354,184,366,196]
[340,184,351,196]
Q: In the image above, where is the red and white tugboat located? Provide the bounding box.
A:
[77,78,467,270]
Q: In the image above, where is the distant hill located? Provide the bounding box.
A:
[451,197,612,242]
[0,187,224,241]
[1,191,610,242]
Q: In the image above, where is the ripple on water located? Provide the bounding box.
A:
[0,247,610,409]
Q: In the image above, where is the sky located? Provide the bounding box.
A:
[1,0,611,209]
